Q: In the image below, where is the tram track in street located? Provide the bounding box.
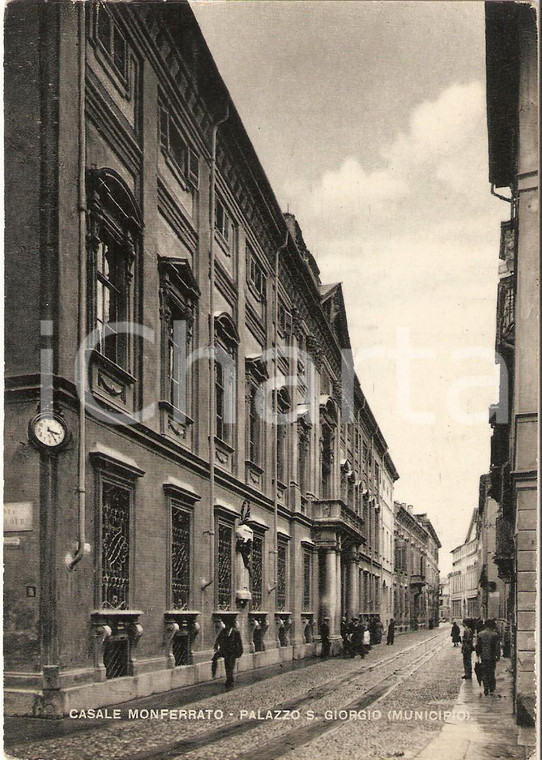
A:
[117,631,447,760]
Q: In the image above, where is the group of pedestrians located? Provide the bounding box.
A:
[329,614,395,658]
[452,618,501,696]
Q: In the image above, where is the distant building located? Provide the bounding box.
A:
[439,577,450,622]
[485,1,538,726]
[450,512,479,621]
[393,503,441,631]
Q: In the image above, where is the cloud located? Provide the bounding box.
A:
[283,81,490,246]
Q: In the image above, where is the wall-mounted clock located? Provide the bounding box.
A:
[28,412,70,452]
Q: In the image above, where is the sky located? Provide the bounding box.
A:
[191,0,506,575]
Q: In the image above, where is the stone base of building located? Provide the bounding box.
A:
[4,642,320,718]
[516,692,536,727]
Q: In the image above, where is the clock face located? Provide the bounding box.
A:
[31,415,67,449]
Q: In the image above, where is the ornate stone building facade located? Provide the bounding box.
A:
[485,1,538,726]
[4,1,399,716]
[393,503,440,632]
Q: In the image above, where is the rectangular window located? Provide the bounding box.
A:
[96,238,128,368]
[277,541,288,611]
[248,384,260,464]
[251,534,263,611]
[215,346,236,445]
[247,247,266,301]
[101,481,131,609]
[298,430,309,495]
[95,3,127,80]
[277,425,287,484]
[321,425,333,498]
[159,101,199,189]
[167,314,189,413]
[171,504,190,610]
[215,360,225,441]
[303,550,312,611]
[215,198,234,247]
[217,523,233,610]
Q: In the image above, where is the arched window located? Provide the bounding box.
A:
[87,168,142,374]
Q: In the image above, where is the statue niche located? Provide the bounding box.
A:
[235,500,253,607]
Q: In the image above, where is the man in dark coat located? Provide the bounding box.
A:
[476,619,500,695]
[212,619,243,689]
[375,616,384,643]
[320,617,331,657]
[340,615,350,656]
[386,618,395,645]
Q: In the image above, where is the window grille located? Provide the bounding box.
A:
[217,524,233,610]
[171,634,190,667]
[102,482,130,609]
[303,550,312,611]
[171,505,190,610]
[103,637,130,679]
[251,535,263,610]
[277,542,287,611]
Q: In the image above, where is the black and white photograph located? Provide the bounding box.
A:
[3,1,538,759]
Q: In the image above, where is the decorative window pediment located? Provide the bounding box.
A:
[214,311,240,347]
[245,355,269,384]
[319,395,338,425]
[158,257,200,303]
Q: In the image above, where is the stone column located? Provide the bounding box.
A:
[324,546,338,635]
[335,548,342,621]
[348,549,359,617]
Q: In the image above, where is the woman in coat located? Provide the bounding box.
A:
[451,621,461,646]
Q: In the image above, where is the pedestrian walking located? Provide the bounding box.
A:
[363,624,371,654]
[451,621,461,646]
[386,618,395,645]
[375,616,384,644]
[211,619,243,690]
[340,615,350,657]
[351,617,365,658]
[320,617,331,657]
[476,619,500,695]
[461,619,474,679]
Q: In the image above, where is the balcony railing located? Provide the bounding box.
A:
[409,574,426,588]
[496,276,515,351]
[312,499,365,543]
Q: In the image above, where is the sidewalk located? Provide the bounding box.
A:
[414,658,537,760]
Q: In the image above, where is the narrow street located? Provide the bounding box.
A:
[6,627,470,760]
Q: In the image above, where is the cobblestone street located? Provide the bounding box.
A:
[6,627,534,760]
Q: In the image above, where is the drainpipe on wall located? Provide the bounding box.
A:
[67,3,89,571]
[201,102,230,603]
[271,232,290,594]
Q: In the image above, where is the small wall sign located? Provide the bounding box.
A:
[3,502,33,532]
